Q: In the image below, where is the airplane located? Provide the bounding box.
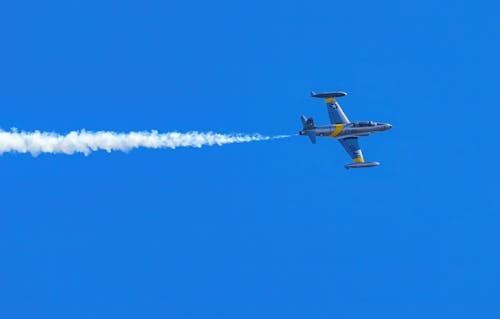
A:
[299,91,392,169]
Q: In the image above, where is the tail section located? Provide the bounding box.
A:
[301,115,315,130]
[300,115,316,144]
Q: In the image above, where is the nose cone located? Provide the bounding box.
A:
[377,123,392,131]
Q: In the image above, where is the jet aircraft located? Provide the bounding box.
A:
[299,91,392,169]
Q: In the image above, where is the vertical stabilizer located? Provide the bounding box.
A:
[299,116,316,144]
[300,116,315,130]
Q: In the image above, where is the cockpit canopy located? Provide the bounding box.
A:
[352,121,377,127]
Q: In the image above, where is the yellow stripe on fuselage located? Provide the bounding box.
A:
[330,124,344,137]
[353,157,364,163]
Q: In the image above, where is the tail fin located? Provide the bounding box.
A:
[300,115,315,130]
[300,115,316,144]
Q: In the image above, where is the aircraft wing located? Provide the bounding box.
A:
[310,91,350,124]
[326,97,350,124]
[338,137,364,163]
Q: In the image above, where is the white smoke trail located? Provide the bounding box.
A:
[0,129,289,156]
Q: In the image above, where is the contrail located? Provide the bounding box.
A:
[0,129,290,156]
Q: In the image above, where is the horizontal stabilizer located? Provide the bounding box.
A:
[310,91,347,99]
[300,115,308,126]
[345,161,380,169]
[306,131,316,144]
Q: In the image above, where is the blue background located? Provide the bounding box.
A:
[1,0,499,318]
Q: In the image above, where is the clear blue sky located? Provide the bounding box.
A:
[1,0,499,318]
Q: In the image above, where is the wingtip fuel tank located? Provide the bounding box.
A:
[344,161,380,169]
[310,91,348,98]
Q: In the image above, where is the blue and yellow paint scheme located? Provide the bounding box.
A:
[299,91,392,169]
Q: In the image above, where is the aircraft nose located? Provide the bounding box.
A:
[386,124,393,130]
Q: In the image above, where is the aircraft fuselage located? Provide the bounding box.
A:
[299,121,392,139]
